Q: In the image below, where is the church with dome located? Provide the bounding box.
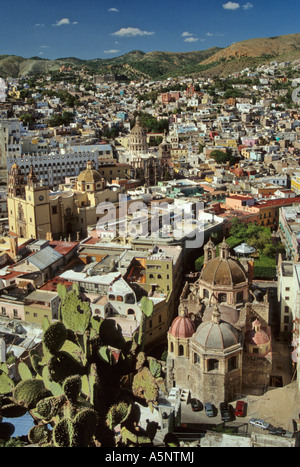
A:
[166,238,272,404]
[119,117,173,186]
[7,161,121,241]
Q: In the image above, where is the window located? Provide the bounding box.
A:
[207,359,219,371]
[1,307,6,315]
[237,291,244,303]
[203,289,209,299]
[218,293,227,303]
[228,356,237,372]
[193,353,200,364]
[13,309,18,318]
[125,294,135,304]
[179,345,184,356]
[285,306,290,314]
[52,206,58,215]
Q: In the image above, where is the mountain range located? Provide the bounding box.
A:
[1,32,300,81]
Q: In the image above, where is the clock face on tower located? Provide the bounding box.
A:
[39,195,44,202]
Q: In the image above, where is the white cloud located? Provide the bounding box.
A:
[52,18,78,27]
[243,2,253,9]
[184,37,199,43]
[206,32,224,37]
[104,49,120,54]
[181,31,194,37]
[108,8,119,12]
[222,2,240,10]
[112,27,154,37]
[35,23,45,27]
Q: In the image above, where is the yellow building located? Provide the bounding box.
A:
[8,161,121,241]
[291,174,300,194]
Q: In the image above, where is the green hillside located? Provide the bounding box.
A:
[1,32,300,80]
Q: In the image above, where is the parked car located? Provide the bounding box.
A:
[249,418,270,430]
[190,398,202,412]
[235,400,247,417]
[220,402,231,422]
[205,403,215,417]
[269,426,286,437]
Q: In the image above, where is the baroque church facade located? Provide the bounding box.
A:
[127,117,174,186]
[166,238,272,404]
[7,161,121,241]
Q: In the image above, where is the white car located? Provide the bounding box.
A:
[249,418,270,430]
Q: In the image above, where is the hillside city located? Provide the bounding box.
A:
[1,53,300,448]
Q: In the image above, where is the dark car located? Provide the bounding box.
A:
[220,402,231,422]
[190,398,202,412]
[235,400,247,417]
[269,426,286,437]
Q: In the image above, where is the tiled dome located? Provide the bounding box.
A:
[78,161,102,183]
[169,311,196,339]
[194,320,240,350]
[245,319,270,346]
[200,257,247,287]
[193,305,240,350]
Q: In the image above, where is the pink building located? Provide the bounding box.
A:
[225,195,255,211]
[0,295,26,320]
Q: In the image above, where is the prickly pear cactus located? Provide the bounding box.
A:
[0,287,165,447]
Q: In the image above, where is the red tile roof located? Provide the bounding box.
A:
[49,241,79,256]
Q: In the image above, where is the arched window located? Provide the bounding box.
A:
[170,342,174,353]
[127,309,135,316]
[179,345,184,356]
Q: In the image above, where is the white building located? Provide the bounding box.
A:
[277,261,300,391]
[6,152,99,188]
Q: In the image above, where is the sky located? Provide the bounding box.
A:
[0,0,299,60]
